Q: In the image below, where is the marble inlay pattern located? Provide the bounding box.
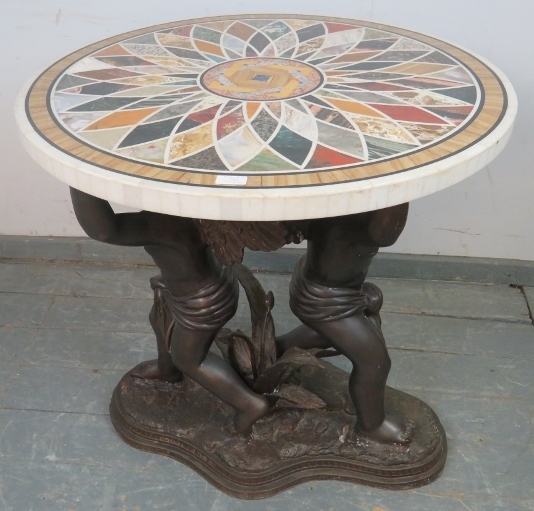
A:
[48,18,482,174]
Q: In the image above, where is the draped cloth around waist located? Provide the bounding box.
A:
[154,268,238,331]
[289,258,383,323]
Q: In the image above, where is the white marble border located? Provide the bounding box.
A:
[15,49,517,221]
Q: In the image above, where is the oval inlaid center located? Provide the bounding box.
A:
[200,58,323,101]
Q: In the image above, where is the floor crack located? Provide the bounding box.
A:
[511,284,534,326]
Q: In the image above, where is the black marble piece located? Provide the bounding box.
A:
[355,38,398,50]
[425,106,471,121]
[246,47,259,57]
[301,95,332,108]
[285,99,307,112]
[118,117,180,148]
[364,135,417,159]
[250,110,279,141]
[170,145,225,169]
[68,97,141,112]
[174,117,201,134]
[338,61,401,71]
[74,82,138,96]
[296,24,326,43]
[165,74,200,78]
[431,86,477,104]
[269,126,313,165]
[415,51,457,65]
[165,48,209,61]
[96,56,155,67]
[249,32,271,52]
[56,75,95,91]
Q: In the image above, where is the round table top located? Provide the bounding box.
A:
[16,14,516,221]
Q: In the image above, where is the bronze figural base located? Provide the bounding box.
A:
[70,188,447,499]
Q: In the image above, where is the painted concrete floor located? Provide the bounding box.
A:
[0,259,532,511]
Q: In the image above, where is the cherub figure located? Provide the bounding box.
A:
[277,204,414,444]
[71,187,412,443]
[70,188,269,434]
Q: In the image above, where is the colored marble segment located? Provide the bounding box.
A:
[170,146,226,169]
[250,109,279,141]
[48,18,481,173]
[237,148,299,172]
[365,135,418,159]
[56,75,95,90]
[269,126,313,166]
[306,144,362,169]
[117,117,180,148]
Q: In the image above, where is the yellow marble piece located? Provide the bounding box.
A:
[326,98,385,118]
[296,37,325,55]
[85,108,160,130]
[349,114,418,144]
[284,19,322,30]
[157,34,195,49]
[195,40,225,57]
[397,122,455,143]
[168,122,213,161]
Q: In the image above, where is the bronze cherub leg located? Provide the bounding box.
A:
[69,187,268,434]
[281,204,414,443]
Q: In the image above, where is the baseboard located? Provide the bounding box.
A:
[0,235,533,285]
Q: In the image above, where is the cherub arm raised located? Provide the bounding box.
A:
[366,203,409,247]
[70,187,155,246]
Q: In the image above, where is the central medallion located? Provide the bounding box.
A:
[200,58,323,101]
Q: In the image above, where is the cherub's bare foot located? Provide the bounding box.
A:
[234,396,270,435]
[355,416,415,445]
[131,360,183,383]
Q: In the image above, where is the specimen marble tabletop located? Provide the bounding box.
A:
[15,14,517,221]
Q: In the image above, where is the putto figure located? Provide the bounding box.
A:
[71,187,411,443]
[70,188,269,434]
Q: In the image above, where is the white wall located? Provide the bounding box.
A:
[2,1,533,260]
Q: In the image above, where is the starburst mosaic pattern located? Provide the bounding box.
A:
[49,18,481,174]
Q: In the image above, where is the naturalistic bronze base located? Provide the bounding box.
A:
[110,358,447,499]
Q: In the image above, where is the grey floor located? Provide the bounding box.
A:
[0,259,533,510]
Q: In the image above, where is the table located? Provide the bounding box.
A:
[15,14,516,499]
